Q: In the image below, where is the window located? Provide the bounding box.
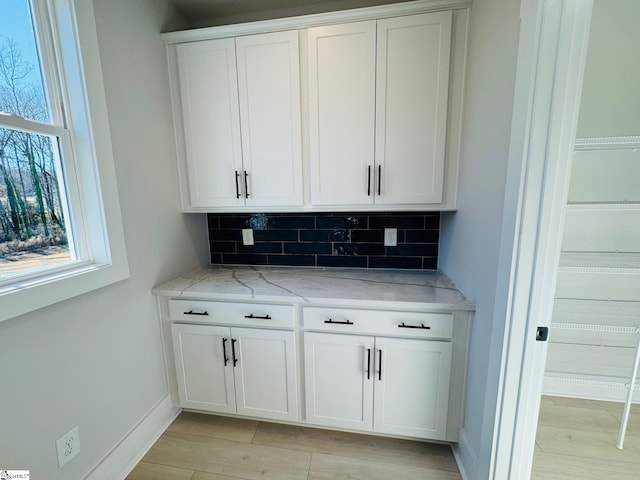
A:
[0,0,129,322]
[0,0,77,280]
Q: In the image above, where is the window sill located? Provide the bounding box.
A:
[0,258,129,323]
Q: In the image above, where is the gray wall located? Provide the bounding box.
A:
[439,0,522,476]
[0,0,207,477]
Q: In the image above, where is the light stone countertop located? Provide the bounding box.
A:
[152,266,475,311]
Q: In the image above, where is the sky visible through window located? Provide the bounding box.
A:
[0,0,72,277]
[0,0,44,91]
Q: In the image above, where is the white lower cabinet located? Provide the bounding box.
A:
[171,323,298,421]
[163,296,469,443]
[373,336,452,439]
[304,332,375,430]
[304,332,452,440]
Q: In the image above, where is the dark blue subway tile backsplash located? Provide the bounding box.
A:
[207,212,440,270]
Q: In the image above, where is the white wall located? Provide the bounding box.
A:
[0,0,208,477]
[439,0,522,477]
[575,0,640,137]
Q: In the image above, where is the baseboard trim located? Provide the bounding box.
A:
[84,395,181,480]
[452,428,477,480]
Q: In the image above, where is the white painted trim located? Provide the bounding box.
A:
[491,0,593,479]
[452,428,476,480]
[84,395,180,480]
[161,0,471,44]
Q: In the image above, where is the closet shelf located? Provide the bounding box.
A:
[574,135,640,151]
[545,372,640,390]
[557,252,640,273]
[565,202,640,212]
[550,322,639,334]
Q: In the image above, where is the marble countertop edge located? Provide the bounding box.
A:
[152,266,476,312]
[150,288,475,312]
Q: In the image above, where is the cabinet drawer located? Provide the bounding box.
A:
[168,299,294,328]
[302,307,453,339]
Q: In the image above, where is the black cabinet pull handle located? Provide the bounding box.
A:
[184,310,209,316]
[222,338,229,366]
[366,348,371,380]
[231,338,238,366]
[398,322,431,330]
[378,349,382,381]
[377,165,382,196]
[324,318,354,325]
[367,165,372,196]
[244,171,249,198]
[244,314,272,320]
[235,171,241,199]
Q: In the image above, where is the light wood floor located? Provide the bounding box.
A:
[532,395,640,479]
[126,412,462,480]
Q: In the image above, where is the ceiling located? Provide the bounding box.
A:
[170,0,409,27]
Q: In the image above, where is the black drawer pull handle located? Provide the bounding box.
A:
[222,338,229,366]
[398,322,431,330]
[244,314,272,320]
[366,348,371,380]
[235,171,241,199]
[378,349,382,381]
[367,165,372,196]
[244,171,249,198]
[324,318,354,325]
[184,310,209,316]
[231,338,238,367]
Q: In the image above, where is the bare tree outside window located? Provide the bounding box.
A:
[0,1,72,277]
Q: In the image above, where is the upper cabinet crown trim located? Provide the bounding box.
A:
[161,0,471,44]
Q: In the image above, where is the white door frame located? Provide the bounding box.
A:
[490,0,593,478]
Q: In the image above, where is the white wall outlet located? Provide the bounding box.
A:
[384,228,398,247]
[242,228,254,246]
[56,426,80,468]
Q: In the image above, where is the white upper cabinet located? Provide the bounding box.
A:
[236,31,302,207]
[307,11,452,207]
[174,31,302,209]
[176,39,243,208]
[165,2,467,211]
[375,12,452,205]
[307,21,377,206]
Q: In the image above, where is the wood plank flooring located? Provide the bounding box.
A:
[128,396,640,479]
[532,395,640,479]
[126,412,462,480]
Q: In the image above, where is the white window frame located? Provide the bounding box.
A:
[0,0,129,323]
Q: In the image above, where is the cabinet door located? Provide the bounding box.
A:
[375,12,452,205]
[373,337,452,440]
[304,332,374,430]
[171,323,236,413]
[307,22,376,206]
[176,39,244,208]
[236,31,303,207]
[232,328,298,421]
